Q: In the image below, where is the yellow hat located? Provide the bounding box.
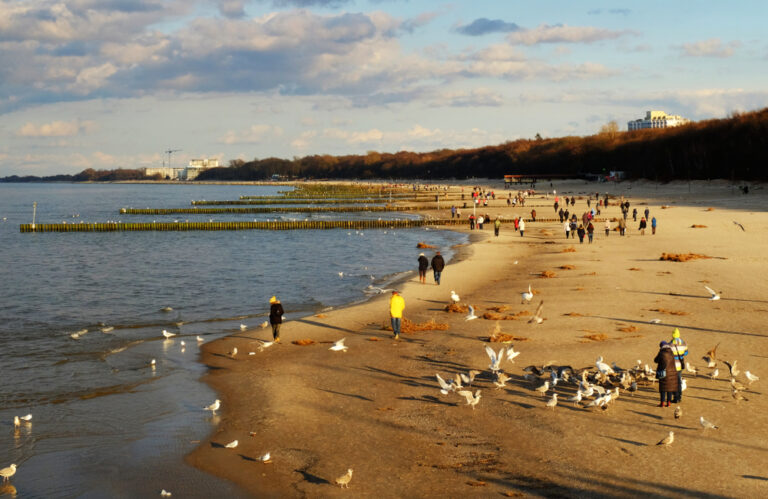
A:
[269,296,277,303]
[672,328,680,339]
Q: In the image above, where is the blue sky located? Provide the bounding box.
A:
[1,0,767,176]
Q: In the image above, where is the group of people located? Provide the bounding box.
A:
[391,250,447,339]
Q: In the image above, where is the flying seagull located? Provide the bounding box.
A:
[457,389,482,409]
[436,373,455,395]
[465,305,478,321]
[460,370,481,386]
[485,345,505,373]
[704,285,720,301]
[733,221,745,231]
[329,338,348,352]
[528,300,544,324]
[493,372,511,389]
[724,360,740,377]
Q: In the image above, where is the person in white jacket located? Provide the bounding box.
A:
[519,218,526,237]
[564,220,570,239]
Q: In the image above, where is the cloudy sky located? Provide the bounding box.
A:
[1,1,767,176]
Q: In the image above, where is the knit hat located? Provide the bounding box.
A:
[269,296,277,303]
[672,328,680,339]
[659,341,668,347]
[419,253,424,256]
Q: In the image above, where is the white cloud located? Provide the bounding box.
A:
[681,38,741,58]
[220,125,284,144]
[506,24,634,45]
[17,119,96,137]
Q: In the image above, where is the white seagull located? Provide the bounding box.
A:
[204,399,221,414]
[528,301,544,324]
[259,452,272,463]
[460,370,481,386]
[1,464,17,482]
[568,391,583,406]
[162,329,176,339]
[260,321,269,328]
[160,490,172,497]
[436,373,455,395]
[506,346,521,363]
[700,416,719,430]
[745,371,759,384]
[196,335,204,342]
[450,290,460,303]
[545,393,558,409]
[485,345,505,373]
[595,356,615,376]
[240,324,247,331]
[19,414,32,422]
[329,338,348,352]
[229,347,238,358]
[457,389,482,409]
[224,440,239,449]
[704,285,720,301]
[258,341,274,352]
[521,284,533,304]
[657,431,675,447]
[335,468,353,489]
[465,305,478,321]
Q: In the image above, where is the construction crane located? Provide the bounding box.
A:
[165,149,181,169]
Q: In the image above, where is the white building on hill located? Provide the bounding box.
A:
[627,110,690,131]
[145,158,219,180]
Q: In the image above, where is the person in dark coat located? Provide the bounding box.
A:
[417,252,429,284]
[576,224,586,243]
[431,251,445,285]
[654,342,680,407]
[269,296,284,342]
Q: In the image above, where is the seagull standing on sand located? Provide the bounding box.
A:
[465,305,478,321]
[225,440,239,449]
[259,452,272,463]
[534,380,550,397]
[595,357,615,376]
[745,371,760,384]
[229,347,238,358]
[674,406,682,419]
[335,468,353,488]
[204,399,221,414]
[450,290,460,303]
[545,393,558,410]
[160,490,172,497]
[521,285,533,304]
[162,329,176,339]
[656,431,675,447]
[704,285,720,301]
[329,338,348,352]
[240,324,247,331]
[197,336,204,342]
[568,391,583,406]
[700,416,719,430]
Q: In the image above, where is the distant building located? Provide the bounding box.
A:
[145,158,219,180]
[627,110,690,131]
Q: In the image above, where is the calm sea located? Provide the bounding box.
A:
[0,183,466,498]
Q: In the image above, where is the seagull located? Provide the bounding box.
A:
[506,346,521,363]
[685,362,699,376]
[196,336,204,342]
[160,306,173,312]
[521,284,533,304]
[709,369,719,380]
[460,370,481,386]
[338,272,344,278]
[204,399,221,414]
[19,414,32,422]
[656,431,675,447]
[545,393,558,410]
[13,416,20,427]
[329,338,348,352]
[457,389,482,409]
[335,468,353,489]
[0,464,17,482]
[733,221,745,231]
[225,439,239,449]
[528,301,544,324]
[229,347,238,358]
[260,321,269,328]
[150,358,156,369]
[258,341,274,352]
[436,373,455,395]
[465,305,478,321]
[100,326,114,333]
[485,345,505,373]
[700,416,719,430]
[450,290,460,303]
[162,329,176,339]
[160,490,172,497]
[730,378,747,392]
[674,406,682,419]
[724,360,740,377]
[568,391,583,406]
[745,371,759,384]
[732,389,748,403]
[595,356,615,376]
[704,285,720,301]
[180,340,186,347]
[259,452,272,463]
[648,318,662,324]
[534,380,550,397]
[240,324,247,331]
[493,372,511,389]
[702,343,719,367]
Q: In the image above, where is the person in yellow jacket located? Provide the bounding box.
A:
[389,290,405,339]
[670,328,688,403]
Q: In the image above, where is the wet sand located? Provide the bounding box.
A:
[188,179,768,497]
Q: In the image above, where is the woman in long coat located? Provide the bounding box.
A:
[654,342,679,407]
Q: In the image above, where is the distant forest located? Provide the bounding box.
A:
[4,107,768,182]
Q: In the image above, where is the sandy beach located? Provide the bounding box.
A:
[187,179,768,498]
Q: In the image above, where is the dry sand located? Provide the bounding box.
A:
[187,179,768,498]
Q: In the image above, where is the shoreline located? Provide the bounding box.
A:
[187,179,768,497]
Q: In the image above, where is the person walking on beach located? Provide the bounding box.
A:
[577,224,586,243]
[604,219,611,236]
[644,207,650,220]
[670,328,688,403]
[431,251,445,285]
[638,217,647,235]
[469,214,475,230]
[417,252,429,284]
[569,218,577,239]
[618,217,626,236]
[389,290,405,340]
[494,217,501,237]
[564,220,571,239]
[477,215,484,230]
[651,216,657,235]
[632,208,638,222]
[518,218,525,237]
[530,209,536,221]
[587,221,594,243]
[654,341,679,407]
[269,296,284,343]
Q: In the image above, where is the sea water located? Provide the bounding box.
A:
[0,183,467,497]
